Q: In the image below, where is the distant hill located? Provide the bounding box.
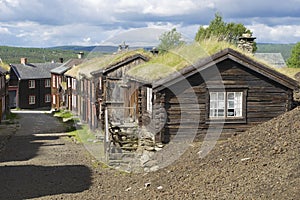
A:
[256,43,295,61]
[49,45,119,53]
[0,43,295,64]
[0,46,83,64]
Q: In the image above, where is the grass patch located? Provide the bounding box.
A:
[68,125,96,144]
[5,112,19,120]
[53,109,73,118]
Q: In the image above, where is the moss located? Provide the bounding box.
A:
[127,40,243,82]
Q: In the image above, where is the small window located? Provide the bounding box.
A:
[146,87,153,113]
[29,95,36,105]
[45,79,51,88]
[52,75,56,88]
[209,91,244,119]
[52,95,56,104]
[29,80,35,89]
[45,94,51,103]
[67,77,71,88]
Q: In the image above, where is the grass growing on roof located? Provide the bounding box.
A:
[127,39,242,82]
[75,49,152,78]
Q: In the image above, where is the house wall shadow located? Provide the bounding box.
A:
[0,134,59,162]
[0,165,92,199]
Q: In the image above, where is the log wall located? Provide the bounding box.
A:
[154,59,294,142]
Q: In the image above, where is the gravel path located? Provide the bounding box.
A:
[0,112,94,200]
[0,109,299,200]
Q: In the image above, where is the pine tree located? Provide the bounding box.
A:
[287,42,300,68]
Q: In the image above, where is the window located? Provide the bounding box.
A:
[209,91,243,119]
[29,80,35,88]
[53,95,56,104]
[29,95,36,105]
[52,75,56,88]
[45,94,51,103]
[72,79,76,89]
[45,79,51,88]
[146,87,153,113]
[67,77,71,88]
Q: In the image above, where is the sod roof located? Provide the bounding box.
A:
[64,49,151,78]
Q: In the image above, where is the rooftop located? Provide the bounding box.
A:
[11,62,62,79]
[65,49,151,78]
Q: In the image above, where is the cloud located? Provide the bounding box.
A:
[249,24,300,43]
[0,0,299,47]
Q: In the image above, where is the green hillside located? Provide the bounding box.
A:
[0,46,84,64]
[0,43,295,64]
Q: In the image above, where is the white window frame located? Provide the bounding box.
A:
[146,87,153,113]
[52,75,56,88]
[72,79,76,89]
[45,79,51,88]
[209,91,243,119]
[67,77,71,88]
[45,94,51,103]
[29,80,35,89]
[53,94,56,105]
[29,95,36,105]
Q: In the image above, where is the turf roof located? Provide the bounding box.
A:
[126,40,243,82]
[65,49,151,78]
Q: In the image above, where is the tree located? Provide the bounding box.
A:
[195,13,256,52]
[287,42,300,68]
[157,28,185,53]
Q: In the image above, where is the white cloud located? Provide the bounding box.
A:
[0,0,299,46]
[0,26,11,34]
[249,24,300,43]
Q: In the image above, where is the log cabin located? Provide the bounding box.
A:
[126,46,299,143]
[64,49,150,131]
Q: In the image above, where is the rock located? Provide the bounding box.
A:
[157,186,163,190]
[144,182,151,188]
[150,165,159,172]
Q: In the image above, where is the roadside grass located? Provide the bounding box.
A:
[68,125,97,144]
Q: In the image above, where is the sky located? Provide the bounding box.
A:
[0,0,299,47]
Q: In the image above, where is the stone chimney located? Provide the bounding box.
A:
[150,47,159,56]
[118,41,129,52]
[21,57,27,65]
[237,33,256,54]
[77,52,84,59]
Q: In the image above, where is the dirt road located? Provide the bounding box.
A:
[0,109,299,200]
[0,112,93,199]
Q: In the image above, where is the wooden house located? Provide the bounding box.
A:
[9,58,62,109]
[0,66,9,122]
[64,50,150,131]
[51,58,84,110]
[126,47,299,143]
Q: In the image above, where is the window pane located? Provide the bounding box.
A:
[227,92,234,100]
[210,92,217,100]
[228,100,234,108]
[227,92,243,117]
[218,92,225,100]
[218,109,224,117]
[218,101,225,109]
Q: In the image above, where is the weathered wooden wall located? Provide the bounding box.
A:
[154,59,294,143]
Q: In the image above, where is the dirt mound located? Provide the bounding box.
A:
[95,107,300,199]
